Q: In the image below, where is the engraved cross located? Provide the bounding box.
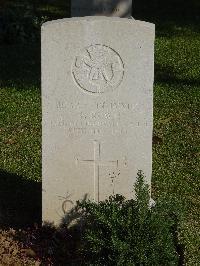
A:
[76,140,118,202]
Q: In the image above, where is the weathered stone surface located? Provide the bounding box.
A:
[71,0,132,17]
[42,17,155,224]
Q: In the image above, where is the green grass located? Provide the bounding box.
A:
[153,34,200,265]
[0,43,41,181]
[0,87,41,181]
[0,0,200,264]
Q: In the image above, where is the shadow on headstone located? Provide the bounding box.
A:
[59,193,89,228]
[0,170,41,229]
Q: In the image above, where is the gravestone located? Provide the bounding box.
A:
[71,0,132,18]
[42,17,155,224]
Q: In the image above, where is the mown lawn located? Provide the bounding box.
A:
[153,36,200,265]
[0,0,199,265]
[0,45,41,181]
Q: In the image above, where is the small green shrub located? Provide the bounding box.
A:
[78,171,184,266]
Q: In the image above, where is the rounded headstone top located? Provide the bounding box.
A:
[42,17,155,32]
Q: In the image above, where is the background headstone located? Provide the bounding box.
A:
[71,0,132,18]
[42,17,155,224]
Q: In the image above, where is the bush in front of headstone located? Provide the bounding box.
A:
[78,171,185,266]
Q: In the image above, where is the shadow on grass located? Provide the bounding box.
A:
[0,170,41,229]
[0,43,40,90]
[155,64,200,87]
[133,0,200,37]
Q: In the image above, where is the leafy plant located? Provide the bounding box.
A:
[78,171,184,266]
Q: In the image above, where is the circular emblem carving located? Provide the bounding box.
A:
[72,44,124,94]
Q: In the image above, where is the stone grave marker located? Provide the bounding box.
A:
[42,17,155,224]
[71,0,132,18]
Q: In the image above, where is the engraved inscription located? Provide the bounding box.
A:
[58,193,74,214]
[72,44,124,94]
[51,100,151,138]
[75,141,119,202]
[56,101,138,111]
[108,170,121,195]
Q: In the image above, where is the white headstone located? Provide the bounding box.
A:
[71,0,132,18]
[42,17,155,224]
